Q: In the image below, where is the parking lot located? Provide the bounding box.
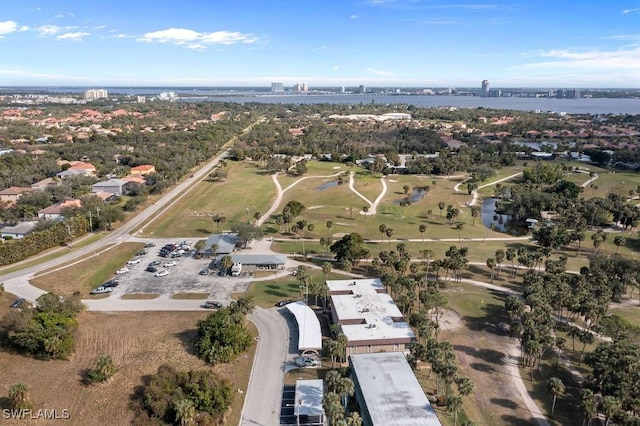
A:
[100,238,253,304]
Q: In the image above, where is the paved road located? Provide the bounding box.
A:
[241,307,289,426]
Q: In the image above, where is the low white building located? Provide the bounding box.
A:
[327,278,416,356]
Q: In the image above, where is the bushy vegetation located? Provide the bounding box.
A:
[194,296,255,364]
[0,292,84,360]
[136,364,233,425]
[86,354,117,384]
[0,215,89,265]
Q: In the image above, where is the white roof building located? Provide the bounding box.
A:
[327,278,415,355]
[294,379,325,425]
[350,352,442,426]
[285,301,322,354]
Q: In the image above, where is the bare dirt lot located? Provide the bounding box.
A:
[0,304,256,425]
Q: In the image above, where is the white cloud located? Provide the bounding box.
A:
[622,7,640,14]
[38,25,61,35]
[138,28,258,47]
[56,32,89,40]
[111,33,128,39]
[351,14,359,19]
[517,46,640,70]
[19,26,29,32]
[366,67,396,76]
[333,66,339,70]
[0,21,18,35]
[608,34,640,41]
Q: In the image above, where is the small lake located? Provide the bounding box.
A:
[315,181,340,191]
[481,198,528,236]
[394,187,427,204]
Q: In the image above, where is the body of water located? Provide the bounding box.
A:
[481,198,528,236]
[4,87,640,115]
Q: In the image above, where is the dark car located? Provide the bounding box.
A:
[275,300,293,307]
[10,297,26,308]
[203,301,223,309]
[146,266,158,273]
[136,249,148,256]
[145,242,156,248]
[102,279,120,288]
[199,269,208,276]
[148,260,161,267]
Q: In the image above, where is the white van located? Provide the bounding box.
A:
[231,262,243,276]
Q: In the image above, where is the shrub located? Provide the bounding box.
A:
[86,355,117,383]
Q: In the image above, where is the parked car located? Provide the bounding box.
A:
[90,286,113,295]
[127,259,141,265]
[199,269,209,276]
[163,261,177,268]
[203,301,223,309]
[170,251,182,258]
[295,356,319,368]
[275,300,293,307]
[145,242,156,248]
[146,266,158,273]
[148,260,161,267]
[102,279,120,288]
[136,250,148,256]
[155,270,169,277]
[10,297,26,308]
[115,267,129,274]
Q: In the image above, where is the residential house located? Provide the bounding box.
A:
[130,164,156,175]
[91,179,131,196]
[38,199,82,221]
[0,186,37,206]
[56,161,97,179]
[1,221,39,239]
[30,177,58,190]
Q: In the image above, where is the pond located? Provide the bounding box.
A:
[394,187,427,204]
[315,181,340,191]
[481,198,528,236]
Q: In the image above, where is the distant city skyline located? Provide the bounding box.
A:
[1,0,639,88]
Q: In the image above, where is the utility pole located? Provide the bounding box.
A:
[88,210,92,231]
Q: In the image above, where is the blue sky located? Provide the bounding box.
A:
[1,0,639,87]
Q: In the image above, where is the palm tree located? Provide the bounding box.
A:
[438,201,446,219]
[613,235,625,252]
[455,375,474,397]
[174,398,196,426]
[378,223,387,242]
[419,224,427,242]
[581,389,597,426]
[323,392,344,425]
[253,211,261,225]
[385,227,394,245]
[456,223,464,243]
[601,395,621,426]
[335,377,354,409]
[9,382,31,410]
[486,258,496,282]
[323,219,332,231]
[470,205,480,226]
[362,205,369,219]
[546,377,565,417]
[447,394,463,426]
[345,411,363,426]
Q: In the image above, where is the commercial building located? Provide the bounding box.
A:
[481,80,490,97]
[84,89,108,101]
[271,82,284,92]
[294,379,325,425]
[349,352,442,426]
[327,278,416,356]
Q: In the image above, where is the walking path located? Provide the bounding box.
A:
[348,171,388,215]
[453,172,524,207]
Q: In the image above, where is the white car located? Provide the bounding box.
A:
[127,259,141,265]
[295,356,319,368]
[115,267,129,274]
[163,261,177,268]
[90,286,113,295]
[155,270,169,277]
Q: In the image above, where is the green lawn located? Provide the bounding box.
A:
[143,161,277,237]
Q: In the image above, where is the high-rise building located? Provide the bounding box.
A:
[358,84,366,93]
[84,89,108,101]
[302,83,308,93]
[481,80,490,97]
[271,82,284,92]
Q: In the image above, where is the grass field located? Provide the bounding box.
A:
[144,161,277,238]
[30,242,144,296]
[0,302,256,426]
